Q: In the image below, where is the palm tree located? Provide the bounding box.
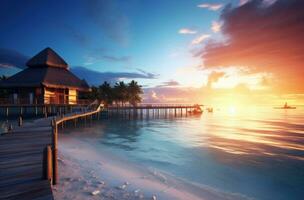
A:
[89,86,99,100]
[98,81,113,106]
[127,80,143,106]
[113,81,128,106]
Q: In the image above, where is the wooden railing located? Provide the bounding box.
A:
[0,97,92,105]
[47,101,103,185]
[107,103,203,108]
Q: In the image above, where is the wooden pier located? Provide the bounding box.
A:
[0,102,102,200]
[106,104,203,118]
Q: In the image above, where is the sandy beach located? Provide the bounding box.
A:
[52,134,250,200]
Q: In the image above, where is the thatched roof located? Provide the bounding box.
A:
[26,47,68,69]
[0,48,90,91]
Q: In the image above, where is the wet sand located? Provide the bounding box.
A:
[53,134,250,200]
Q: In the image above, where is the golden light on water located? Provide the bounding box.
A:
[227,106,237,116]
[202,105,304,160]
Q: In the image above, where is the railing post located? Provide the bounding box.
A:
[44,107,48,118]
[6,107,9,117]
[18,116,23,127]
[51,119,58,185]
[43,145,53,183]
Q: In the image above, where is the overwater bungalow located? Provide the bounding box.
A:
[0,47,90,105]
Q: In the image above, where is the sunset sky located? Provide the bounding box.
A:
[0,0,303,106]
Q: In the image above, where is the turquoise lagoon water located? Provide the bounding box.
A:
[65,106,304,200]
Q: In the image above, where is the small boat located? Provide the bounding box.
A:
[188,105,203,114]
[274,102,296,109]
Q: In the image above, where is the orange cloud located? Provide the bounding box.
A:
[200,0,304,94]
[207,71,225,88]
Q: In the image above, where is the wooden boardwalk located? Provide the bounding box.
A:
[0,118,54,200]
[0,102,102,200]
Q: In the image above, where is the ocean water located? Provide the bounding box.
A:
[66,106,304,200]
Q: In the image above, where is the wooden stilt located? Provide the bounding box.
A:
[44,145,53,183]
[51,120,58,185]
[18,116,23,127]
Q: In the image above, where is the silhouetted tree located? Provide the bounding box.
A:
[127,80,143,106]
[84,80,143,106]
[113,81,128,106]
[98,81,113,105]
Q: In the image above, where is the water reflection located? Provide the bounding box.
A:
[65,106,304,200]
[205,107,304,162]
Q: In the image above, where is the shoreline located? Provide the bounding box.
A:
[53,134,251,200]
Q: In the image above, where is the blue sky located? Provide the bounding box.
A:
[2,0,302,105]
[0,0,229,87]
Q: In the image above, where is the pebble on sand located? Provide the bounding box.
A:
[117,184,127,190]
[98,180,105,185]
[91,190,100,196]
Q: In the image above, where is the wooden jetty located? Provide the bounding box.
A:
[106,103,203,118]
[0,102,102,200]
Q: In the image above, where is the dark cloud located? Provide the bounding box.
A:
[85,48,131,64]
[0,48,28,69]
[201,0,304,92]
[136,69,159,79]
[101,55,131,63]
[71,66,157,86]
[156,80,180,88]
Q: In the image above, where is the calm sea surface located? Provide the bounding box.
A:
[67,106,304,200]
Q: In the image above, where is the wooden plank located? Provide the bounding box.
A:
[0,148,42,156]
[0,148,45,157]
[0,127,53,200]
[0,180,53,200]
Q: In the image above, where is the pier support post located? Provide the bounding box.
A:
[18,116,23,127]
[44,145,53,183]
[51,119,58,185]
